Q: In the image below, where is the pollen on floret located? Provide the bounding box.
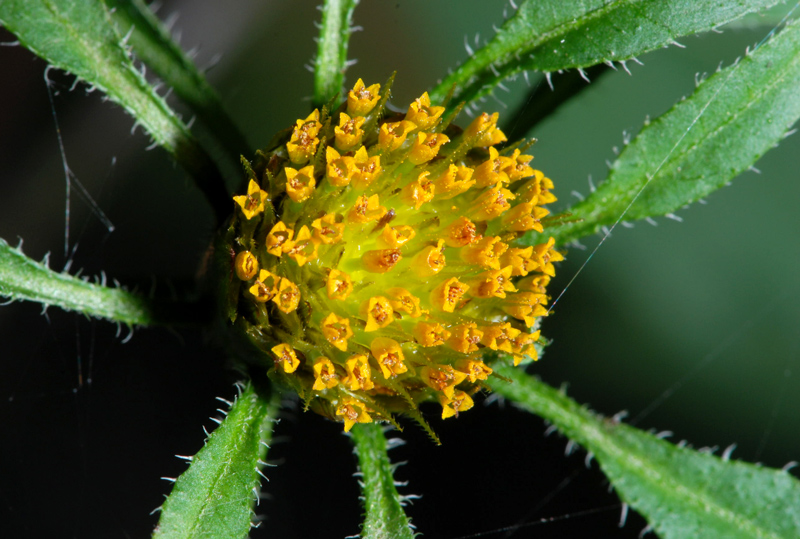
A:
[312,357,340,391]
[334,113,365,151]
[233,179,267,220]
[405,92,445,130]
[265,222,294,256]
[321,312,353,351]
[272,343,300,373]
[285,166,316,203]
[439,390,474,419]
[370,337,408,379]
[347,78,381,116]
[408,132,449,165]
[225,76,563,433]
[344,354,375,391]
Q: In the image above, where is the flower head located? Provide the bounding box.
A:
[222,77,561,431]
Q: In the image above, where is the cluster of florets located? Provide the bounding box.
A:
[223,77,562,434]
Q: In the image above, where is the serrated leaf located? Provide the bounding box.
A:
[105,0,251,163]
[153,384,279,539]
[314,0,360,108]
[429,0,780,108]
[546,20,800,244]
[0,237,166,326]
[351,423,415,539]
[0,0,229,222]
[490,364,800,539]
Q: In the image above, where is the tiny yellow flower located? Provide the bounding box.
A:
[502,202,549,233]
[503,149,535,183]
[312,357,340,391]
[473,147,511,187]
[384,288,422,318]
[420,365,467,399]
[470,184,515,220]
[271,343,300,373]
[361,296,394,332]
[370,337,408,379]
[249,270,279,302]
[351,147,382,189]
[334,113,366,151]
[430,277,469,312]
[460,236,508,270]
[326,269,353,301]
[287,110,321,164]
[530,237,565,277]
[336,396,372,432]
[446,323,484,354]
[411,240,446,277]
[500,246,536,277]
[439,390,474,419]
[378,120,417,151]
[272,277,301,313]
[401,171,435,209]
[321,313,353,351]
[347,78,381,116]
[405,92,445,130]
[408,132,449,165]
[325,147,356,187]
[311,213,344,245]
[282,225,319,266]
[233,179,267,220]
[285,166,316,203]
[433,164,475,200]
[480,322,521,353]
[265,221,294,257]
[344,354,375,391]
[234,251,258,281]
[347,194,387,223]
[467,266,517,299]
[362,249,402,273]
[379,225,416,249]
[443,217,478,248]
[464,112,507,148]
[454,359,493,383]
[413,322,451,347]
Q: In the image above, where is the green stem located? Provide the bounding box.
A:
[351,423,415,539]
[106,0,251,163]
[0,238,207,327]
[313,0,360,108]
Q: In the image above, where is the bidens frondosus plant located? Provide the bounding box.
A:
[3,0,800,538]
[223,78,558,433]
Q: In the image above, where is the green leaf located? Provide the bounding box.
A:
[0,237,200,326]
[428,0,781,108]
[0,0,230,222]
[105,0,251,163]
[489,364,800,539]
[546,20,800,245]
[313,0,360,108]
[153,383,279,539]
[351,423,415,539]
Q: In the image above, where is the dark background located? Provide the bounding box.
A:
[1,1,799,537]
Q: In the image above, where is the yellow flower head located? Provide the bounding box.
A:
[224,77,562,432]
